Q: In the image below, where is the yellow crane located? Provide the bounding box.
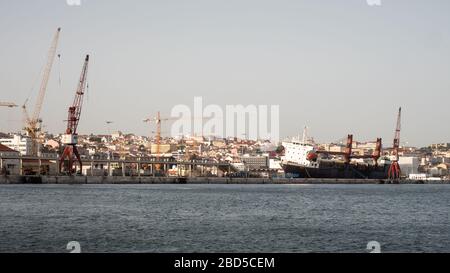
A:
[143,111,171,170]
[143,113,214,170]
[143,112,209,158]
[22,27,61,156]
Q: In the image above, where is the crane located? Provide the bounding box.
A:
[23,27,61,156]
[0,102,18,108]
[316,134,353,163]
[59,55,90,174]
[143,111,172,171]
[143,113,210,163]
[388,107,402,180]
[316,134,382,165]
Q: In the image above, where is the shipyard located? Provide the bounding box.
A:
[2,0,450,261]
[0,27,449,184]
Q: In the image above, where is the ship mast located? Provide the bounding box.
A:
[302,126,308,144]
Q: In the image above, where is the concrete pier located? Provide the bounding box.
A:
[0,175,449,185]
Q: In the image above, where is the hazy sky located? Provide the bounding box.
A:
[0,0,449,147]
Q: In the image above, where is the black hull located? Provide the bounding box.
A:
[282,162,389,179]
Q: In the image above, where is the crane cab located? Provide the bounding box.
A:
[62,134,78,145]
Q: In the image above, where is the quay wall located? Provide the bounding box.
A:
[0,175,449,185]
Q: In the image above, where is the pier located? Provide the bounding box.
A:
[1,175,449,185]
[0,155,232,177]
[1,155,449,185]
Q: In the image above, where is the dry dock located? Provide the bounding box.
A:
[0,175,449,185]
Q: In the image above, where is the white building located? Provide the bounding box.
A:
[269,158,282,170]
[409,173,429,180]
[398,156,419,176]
[231,162,246,172]
[0,135,32,155]
[111,131,123,140]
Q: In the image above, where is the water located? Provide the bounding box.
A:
[0,184,449,253]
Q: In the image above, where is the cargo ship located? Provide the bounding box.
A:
[281,131,389,179]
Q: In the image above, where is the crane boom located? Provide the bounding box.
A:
[32,27,61,122]
[0,102,18,108]
[388,107,402,181]
[155,111,162,158]
[392,107,402,161]
[67,55,89,134]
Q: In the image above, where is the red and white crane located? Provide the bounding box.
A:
[388,107,402,180]
[59,55,90,174]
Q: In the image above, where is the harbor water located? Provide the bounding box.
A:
[0,184,449,253]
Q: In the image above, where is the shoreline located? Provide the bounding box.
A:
[0,175,449,185]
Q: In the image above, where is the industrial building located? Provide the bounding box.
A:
[0,143,20,175]
[240,155,270,170]
[0,135,33,156]
[398,156,420,177]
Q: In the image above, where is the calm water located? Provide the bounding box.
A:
[0,184,449,253]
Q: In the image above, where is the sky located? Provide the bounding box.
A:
[0,0,449,147]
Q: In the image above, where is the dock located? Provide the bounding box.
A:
[1,175,449,185]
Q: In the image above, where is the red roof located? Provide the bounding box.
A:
[0,143,18,153]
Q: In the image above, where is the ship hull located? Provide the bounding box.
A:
[282,162,388,179]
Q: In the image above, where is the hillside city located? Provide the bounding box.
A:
[0,131,448,180]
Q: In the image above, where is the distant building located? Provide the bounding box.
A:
[269,158,282,170]
[430,143,449,150]
[0,143,20,175]
[430,156,450,165]
[260,142,277,152]
[45,139,60,150]
[212,140,227,148]
[0,143,19,156]
[150,144,177,154]
[398,156,419,176]
[190,136,206,143]
[111,131,123,140]
[409,173,429,180]
[429,164,448,177]
[329,145,345,153]
[0,135,32,155]
[240,155,269,170]
[231,162,246,172]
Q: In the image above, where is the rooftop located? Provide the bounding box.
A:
[0,143,18,153]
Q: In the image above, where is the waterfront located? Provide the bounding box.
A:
[1,175,449,185]
[1,184,449,253]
